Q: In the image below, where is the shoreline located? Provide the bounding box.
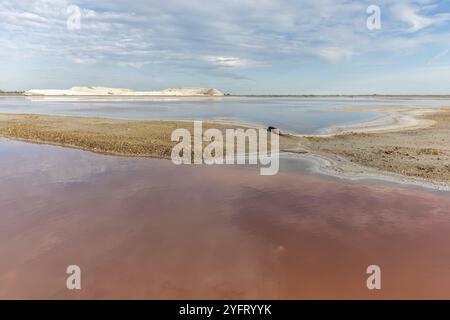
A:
[294,152,450,192]
[0,114,299,159]
[0,107,449,190]
[4,93,450,101]
[294,106,450,190]
[324,106,441,135]
[4,92,450,99]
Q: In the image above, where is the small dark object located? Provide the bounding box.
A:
[267,126,284,136]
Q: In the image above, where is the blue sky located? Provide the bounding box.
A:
[1,0,450,94]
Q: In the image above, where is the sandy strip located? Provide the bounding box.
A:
[1,107,450,189]
[0,113,297,159]
[319,106,442,135]
[294,106,450,189]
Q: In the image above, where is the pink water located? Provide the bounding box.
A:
[0,139,450,299]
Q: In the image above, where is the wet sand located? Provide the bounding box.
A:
[325,106,440,135]
[302,107,450,186]
[1,139,450,299]
[1,109,450,188]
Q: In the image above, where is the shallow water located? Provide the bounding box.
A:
[3,96,447,134]
[1,139,450,299]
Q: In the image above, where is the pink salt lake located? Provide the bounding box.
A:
[0,138,450,299]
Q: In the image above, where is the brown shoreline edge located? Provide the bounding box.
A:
[299,107,450,187]
[0,109,449,186]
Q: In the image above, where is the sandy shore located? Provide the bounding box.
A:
[0,114,298,158]
[0,106,449,187]
[324,106,440,135]
[297,106,450,188]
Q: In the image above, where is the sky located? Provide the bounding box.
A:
[1,0,450,94]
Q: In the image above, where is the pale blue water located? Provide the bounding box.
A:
[0,96,449,134]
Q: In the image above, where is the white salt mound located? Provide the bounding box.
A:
[24,86,224,97]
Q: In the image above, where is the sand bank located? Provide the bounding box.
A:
[324,106,439,135]
[0,114,297,159]
[297,106,450,188]
[0,106,449,187]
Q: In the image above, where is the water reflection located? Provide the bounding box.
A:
[0,96,395,134]
[0,139,450,299]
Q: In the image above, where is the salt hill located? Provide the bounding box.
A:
[24,87,224,97]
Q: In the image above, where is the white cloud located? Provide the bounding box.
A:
[1,0,450,91]
[316,47,354,63]
[3,0,449,67]
[73,57,97,65]
[394,4,433,32]
[392,2,450,32]
[119,61,155,68]
[205,56,252,68]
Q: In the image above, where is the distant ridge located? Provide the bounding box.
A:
[4,89,450,99]
[230,94,450,99]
